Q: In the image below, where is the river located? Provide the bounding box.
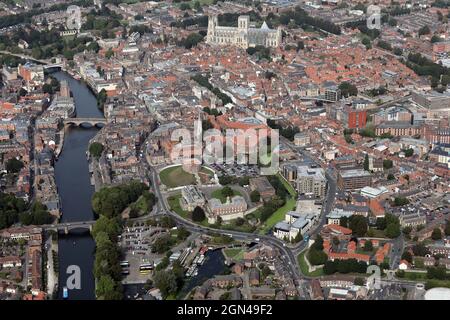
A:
[52,71,103,300]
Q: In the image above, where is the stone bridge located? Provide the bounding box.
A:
[64,118,106,127]
[43,220,95,234]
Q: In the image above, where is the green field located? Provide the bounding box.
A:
[258,174,297,234]
[211,188,242,203]
[298,250,324,277]
[224,248,244,261]
[159,166,196,188]
[277,173,297,197]
[176,0,214,8]
[259,197,296,235]
[167,193,190,219]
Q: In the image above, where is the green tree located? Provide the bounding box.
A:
[6,158,24,173]
[445,221,450,236]
[153,270,178,298]
[383,159,393,169]
[431,228,442,240]
[363,154,369,171]
[89,142,104,158]
[412,243,429,256]
[401,251,413,263]
[339,82,358,97]
[307,248,328,265]
[105,48,114,59]
[349,215,368,237]
[354,277,365,286]
[363,240,373,252]
[394,197,409,207]
[221,186,234,198]
[151,234,174,254]
[419,25,431,36]
[250,190,260,202]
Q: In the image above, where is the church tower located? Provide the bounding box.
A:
[238,15,250,30]
[207,16,218,44]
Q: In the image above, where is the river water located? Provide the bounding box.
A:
[52,71,103,300]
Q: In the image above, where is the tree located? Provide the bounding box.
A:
[177,226,190,241]
[387,173,395,180]
[340,216,348,228]
[250,190,260,203]
[383,159,393,169]
[363,154,369,171]
[218,175,234,185]
[403,148,414,157]
[354,277,365,286]
[385,223,401,238]
[96,274,121,300]
[445,221,450,236]
[180,3,190,10]
[105,48,114,59]
[349,215,368,237]
[412,243,429,257]
[394,197,409,207]
[339,82,358,97]
[97,89,107,108]
[419,25,431,36]
[153,270,178,298]
[6,158,24,173]
[431,35,441,43]
[312,235,324,251]
[151,234,174,254]
[431,228,442,240]
[89,142,104,158]
[401,251,413,263]
[363,240,373,252]
[307,248,327,265]
[193,1,201,11]
[221,186,234,198]
[191,206,205,222]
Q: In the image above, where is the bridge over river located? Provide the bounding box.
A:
[63,118,107,127]
[42,220,96,234]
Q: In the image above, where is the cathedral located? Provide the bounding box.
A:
[206,15,282,49]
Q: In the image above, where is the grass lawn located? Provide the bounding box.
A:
[167,193,189,219]
[259,196,296,235]
[277,173,297,197]
[258,174,297,234]
[298,250,323,277]
[211,188,242,203]
[159,165,196,188]
[224,248,244,261]
[368,228,386,238]
[176,0,214,8]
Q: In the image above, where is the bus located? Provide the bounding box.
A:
[139,269,151,275]
[139,263,153,271]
